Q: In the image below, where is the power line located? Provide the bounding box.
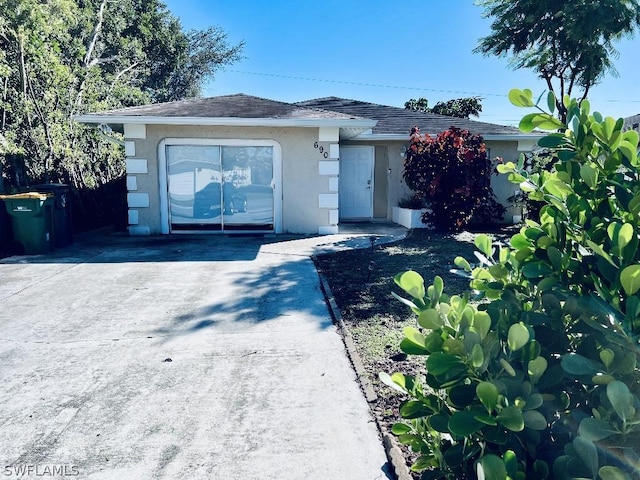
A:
[224,69,640,104]
[225,70,506,98]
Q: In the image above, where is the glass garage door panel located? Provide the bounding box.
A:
[167,145,222,230]
[221,146,274,230]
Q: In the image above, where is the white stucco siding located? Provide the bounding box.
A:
[485,141,523,222]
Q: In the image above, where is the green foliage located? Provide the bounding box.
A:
[0,0,243,228]
[382,269,568,478]
[402,126,505,231]
[404,96,483,119]
[382,89,640,478]
[397,194,423,209]
[475,0,640,122]
[499,88,640,335]
[507,150,555,222]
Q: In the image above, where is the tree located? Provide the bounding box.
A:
[475,0,640,122]
[404,96,483,119]
[0,0,243,228]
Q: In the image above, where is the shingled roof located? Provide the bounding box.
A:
[624,114,640,132]
[77,93,536,141]
[296,96,526,137]
[87,94,362,120]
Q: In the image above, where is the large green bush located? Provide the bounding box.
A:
[382,90,640,479]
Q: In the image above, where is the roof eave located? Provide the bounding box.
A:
[73,114,376,130]
[349,132,544,141]
[484,133,546,141]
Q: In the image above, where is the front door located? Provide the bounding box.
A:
[340,146,374,219]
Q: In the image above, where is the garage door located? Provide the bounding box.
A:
[160,140,281,233]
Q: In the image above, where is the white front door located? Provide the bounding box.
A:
[340,146,374,219]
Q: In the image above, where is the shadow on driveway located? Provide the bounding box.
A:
[0,228,392,479]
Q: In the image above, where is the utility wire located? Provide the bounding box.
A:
[224,69,640,104]
[225,70,506,98]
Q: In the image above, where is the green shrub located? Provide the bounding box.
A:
[403,126,504,231]
[398,194,424,209]
[506,150,555,222]
[382,90,640,479]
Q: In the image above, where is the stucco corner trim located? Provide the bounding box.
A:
[126,159,148,174]
[124,124,146,139]
[319,225,339,235]
[128,209,139,225]
[318,127,339,142]
[127,192,149,208]
[319,161,339,176]
[319,193,339,209]
[124,140,136,157]
[128,225,150,236]
[126,175,138,191]
[329,209,339,225]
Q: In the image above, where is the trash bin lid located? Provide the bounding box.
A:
[0,192,52,200]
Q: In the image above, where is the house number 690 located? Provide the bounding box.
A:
[313,142,329,158]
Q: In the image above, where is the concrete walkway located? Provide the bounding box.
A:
[0,225,406,480]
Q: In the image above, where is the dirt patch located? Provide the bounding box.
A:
[313,226,516,475]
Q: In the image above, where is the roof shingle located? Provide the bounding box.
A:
[94,93,361,121]
[296,96,524,136]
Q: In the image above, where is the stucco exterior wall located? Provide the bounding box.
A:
[373,146,389,218]
[485,140,523,222]
[346,139,526,224]
[124,124,338,235]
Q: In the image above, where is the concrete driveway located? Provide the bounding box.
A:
[0,232,400,480]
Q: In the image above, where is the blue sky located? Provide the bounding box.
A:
[163,0,640,126]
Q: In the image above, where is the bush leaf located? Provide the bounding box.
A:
[475,234,493,256]
[476,381,499,413]
[607,380,633,422]
[379,372,408,393]
[523,410,547,430]
[561,353,601,376]
[620,265,640,295]
[573,436,598,478]
[598,466,631,480]
[477,454,507,480]
[497,406,524,432]
[448,411,483,436]
[508,323,530,351]
[508,88,534,108]
[578,417,617,442]
[418,309,443,330]
[426,352,465,376]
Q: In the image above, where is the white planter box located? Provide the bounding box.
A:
[392,206,433,229]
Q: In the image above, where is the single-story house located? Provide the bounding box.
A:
[76,94,542,235]
[624,114,640,133]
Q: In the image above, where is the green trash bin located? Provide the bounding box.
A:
[0,196,12,255]
[1,193,55,254]
[32,183,73,248]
